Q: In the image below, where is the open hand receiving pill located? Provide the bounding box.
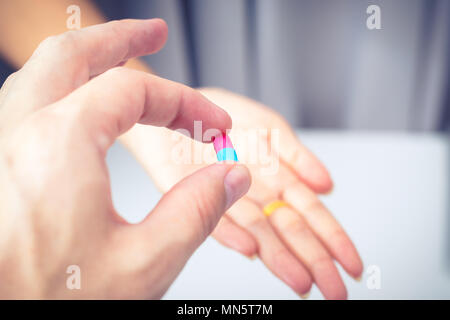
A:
[122,88,363,300]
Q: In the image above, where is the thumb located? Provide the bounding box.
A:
[130,163,251,258]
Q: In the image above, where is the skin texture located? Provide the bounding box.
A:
[0,0,363,299]
[0,19,251,299]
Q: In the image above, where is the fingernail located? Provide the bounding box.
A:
[245,254,257,260]
[299,291,310,299]
[224,165,251,209]
[353,275,362,282]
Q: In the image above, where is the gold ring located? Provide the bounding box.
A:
[263,200,290,217]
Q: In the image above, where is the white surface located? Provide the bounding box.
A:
[106,131,450,299]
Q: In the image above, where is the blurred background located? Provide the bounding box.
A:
[1,0,450,130]
[0,0,449,299]
[106,131,450,299]
[96,0,449,130]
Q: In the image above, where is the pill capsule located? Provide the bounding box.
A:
[213,133,238,162]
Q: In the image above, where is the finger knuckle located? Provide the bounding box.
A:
[303,198,323,213]
[282,217,310,236]
[36,35,62,53]
[311,254,334,270]
[283,182,314,200]
[190,192,220,236]
[244,214,269,233]
[271,247,292,265]
[34,31,79,59]
[284,188,322,213]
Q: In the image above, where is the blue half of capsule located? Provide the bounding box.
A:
[216,147,238,162]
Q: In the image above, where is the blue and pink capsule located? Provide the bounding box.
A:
[213,133,238,162]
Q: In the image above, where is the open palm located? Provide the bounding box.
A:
[122,87,363,299]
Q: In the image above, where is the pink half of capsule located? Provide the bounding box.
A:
[213,133,234,153]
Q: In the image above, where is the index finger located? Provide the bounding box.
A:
[9,19,167,116]
[49,67,231,154]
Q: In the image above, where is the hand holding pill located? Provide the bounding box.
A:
[0,19,253,299]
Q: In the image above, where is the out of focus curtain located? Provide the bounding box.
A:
[3,0,450,131]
